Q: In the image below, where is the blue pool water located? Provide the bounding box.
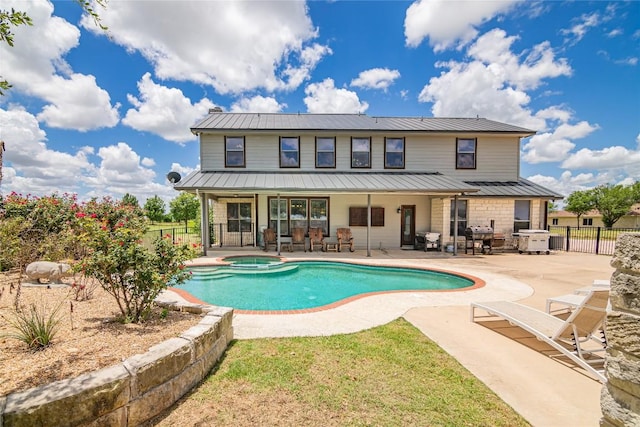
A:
[178,261,474,311]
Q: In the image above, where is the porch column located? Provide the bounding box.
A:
[200,192,209,256]
[277,193,281,256]
[453,194,459,256]
[367,194,371,257]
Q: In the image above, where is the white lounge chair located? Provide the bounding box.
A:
[471,289,609,382]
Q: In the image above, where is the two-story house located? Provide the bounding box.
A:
[175,111,562,254]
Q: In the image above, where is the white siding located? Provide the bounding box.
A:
[253,193,433,249]
[200,131,520,180]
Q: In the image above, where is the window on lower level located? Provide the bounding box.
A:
[227,203,251,232]
[268,197,329,236]
[450,199,468,237]
[514,200,531,232]
[385,137,405,169]
[225,136,245,167]
[552,218,559,225]
[456,138,476,169]
[583,218,593,226]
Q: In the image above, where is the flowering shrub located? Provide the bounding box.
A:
[74,198,197,323]
[0,192,79,266]
[1,193,198,322]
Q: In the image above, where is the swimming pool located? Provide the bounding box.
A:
[177,260,476,312]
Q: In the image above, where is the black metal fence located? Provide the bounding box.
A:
[547,226,639,255]
[209,223,256,247]
[143,223,258,249]
[142,227,202,249]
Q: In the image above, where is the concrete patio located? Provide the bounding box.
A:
[170,248,614,426]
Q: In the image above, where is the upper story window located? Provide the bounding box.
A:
[552,218,559,225]
[351,137,371,168]
[316,137,336,168]
[385,137,405,169]
[225,136,245,167]
[456,138,476,169]
[583,218,593,226]
[280,136,300,168]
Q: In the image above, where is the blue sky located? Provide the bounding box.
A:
[1,0,638,207]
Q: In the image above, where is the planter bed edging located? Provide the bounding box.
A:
[1,301,234,427]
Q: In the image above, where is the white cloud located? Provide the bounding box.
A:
[0,106,175,203]
[82,142,160,198]
[404,0,517,50]
[0,106,93,194]
[561,146,640,170]
[123,73,213,144]
[467,29,572,90]
[350,68,401,91]
[527,170,607,201]
[560,12,600,44]
[83,2,329,94]
[522,121,598,164]
[418,29,571,129]
[304,79,369,114]
[230,96,286,113]
[0,0,119,131]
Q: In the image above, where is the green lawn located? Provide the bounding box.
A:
[154,319,529,426]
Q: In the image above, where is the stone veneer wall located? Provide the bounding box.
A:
[0,302,234,427]
[601,233,640,426]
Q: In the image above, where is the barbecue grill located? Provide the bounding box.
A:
[464,226,494,255]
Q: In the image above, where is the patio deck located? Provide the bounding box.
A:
[163,248,614,426]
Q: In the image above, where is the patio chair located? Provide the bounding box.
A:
[546,286,611,313]
[308,227,325,252]
[291,227,306,252]
[263,228,276,252]
[336,228,355,252]
[471,289,609,382]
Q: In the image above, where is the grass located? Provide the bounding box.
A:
[153,319,529,426]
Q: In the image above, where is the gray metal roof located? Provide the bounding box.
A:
[191,113,536,135]
[463,179,564,199]
[175,171,480,194]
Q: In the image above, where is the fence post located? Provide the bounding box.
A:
[219,223,223,247]
[595,227,601,255]
[565,226,570,251]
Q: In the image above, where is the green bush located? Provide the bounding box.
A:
[1,301,62,350]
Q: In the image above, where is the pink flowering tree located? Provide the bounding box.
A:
[74,197,198,322]
[1,193,198,322]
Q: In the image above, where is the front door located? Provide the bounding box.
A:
[400,205,415,247]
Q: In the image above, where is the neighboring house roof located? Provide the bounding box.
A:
[550,203,640,218]
[175,171,481,194]
[191,113,536,135]
[463,179,564,199]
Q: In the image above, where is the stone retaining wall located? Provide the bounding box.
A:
[0,302,233,427]
[601,233,640,426]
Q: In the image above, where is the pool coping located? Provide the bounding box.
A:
[170,257,486,315]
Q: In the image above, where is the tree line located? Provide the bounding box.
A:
[563,182,640,228]
[122,193,199,230]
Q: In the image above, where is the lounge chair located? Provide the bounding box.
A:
[263,228,277,251]
[471,289,609,382]
[308,227,325,252]
[336,228,355,252]
[291,227,306,252]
